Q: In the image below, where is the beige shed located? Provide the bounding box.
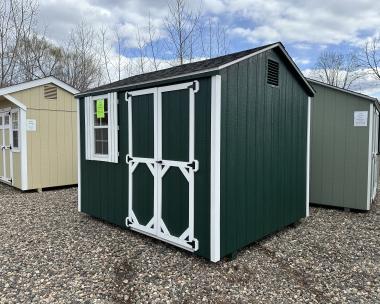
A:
[0,76,79,191]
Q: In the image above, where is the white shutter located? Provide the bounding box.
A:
[108,92,119,163]
[84,96,92,160]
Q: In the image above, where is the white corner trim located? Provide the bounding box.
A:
[210,75,221,262]
[0,76,79,96]
[306,97,311,217]
[367,103,374,210]
[3,95,27,111]
[20,109,28,190]
[77,99,81,212]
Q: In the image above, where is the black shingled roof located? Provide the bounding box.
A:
[79,43,278,96]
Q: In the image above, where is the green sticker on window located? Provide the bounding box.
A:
[96,99,105,118]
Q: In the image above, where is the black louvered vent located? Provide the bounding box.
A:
[44,84,57,99]
[267,59,279,86]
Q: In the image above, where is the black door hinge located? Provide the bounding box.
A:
[187,240,196,249]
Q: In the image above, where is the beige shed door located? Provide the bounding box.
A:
[0,112,12,182]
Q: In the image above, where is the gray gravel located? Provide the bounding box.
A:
[0,183,379,303]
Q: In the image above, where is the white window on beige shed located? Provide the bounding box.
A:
[11,110,20,151]
[84,93,118,162]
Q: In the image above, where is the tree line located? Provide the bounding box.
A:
[1,0,379,92]
[0,0,229,91]
[312,42,380,90]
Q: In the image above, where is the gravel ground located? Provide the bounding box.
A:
[0,183,379,304]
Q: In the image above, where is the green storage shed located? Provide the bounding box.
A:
[309,79,379,211]
[76,42,315,262]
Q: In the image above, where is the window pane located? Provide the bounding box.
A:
[95,128,108,141]
[0,116,2,125]
[13,131,18,148]
[4,115,9,125]
[102,141,108,154]
[94,128,108,155]
[12,112,18,129]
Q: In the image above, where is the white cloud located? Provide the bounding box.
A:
[225,0,380,46]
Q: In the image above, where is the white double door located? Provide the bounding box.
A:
[125,81,199,251]
[0,111,12,183]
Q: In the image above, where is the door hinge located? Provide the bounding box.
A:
[187,160,199,172]
[126,217,133,227]
[186,240,196,249]
[188,82,196,90]
[126,154,133,164]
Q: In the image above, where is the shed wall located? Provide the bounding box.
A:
[10,85,77,189]
[310,83,371,209]
[79,77,212,259]
[0,99,21,188]
[220,49,309,257]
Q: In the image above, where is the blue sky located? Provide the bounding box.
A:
[39,0,380,96]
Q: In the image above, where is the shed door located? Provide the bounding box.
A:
[126,81,199,252]
[0,112,12,183]
[126,89,157,236]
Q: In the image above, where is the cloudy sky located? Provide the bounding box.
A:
[38,0,380,97]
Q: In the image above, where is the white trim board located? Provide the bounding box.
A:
[20,109,28,190]
[306,97,311,217]
[3,95,27,111]
[210,75,221,262]
[366,103,374,210]
[0,76,79,96]
[77,99,81,211]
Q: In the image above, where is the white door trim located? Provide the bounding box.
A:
[210,75,221,262]
[306,97,311,217]
[366,103,374,210]
[77,99,81,210]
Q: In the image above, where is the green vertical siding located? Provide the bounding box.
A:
[310,82,371,210]
[220,50,309,257]
[79,77,211,259]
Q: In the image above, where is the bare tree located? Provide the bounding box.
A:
[17,31,65,80]
[164,0,201,65]
[0,0,38,87]
[99,27,112,83]
[312,50,363,89]
[363,36,380,81]
[200,17,230,59]
[114,28,123,81]
[61,21,102,91]
[146,14,161,71]
[135,26,148,73]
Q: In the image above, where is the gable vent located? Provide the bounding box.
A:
[44,84,57,99]
[267,59,279,87]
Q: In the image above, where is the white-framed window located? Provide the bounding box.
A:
[84,92,118,163]
[11,109,20,151]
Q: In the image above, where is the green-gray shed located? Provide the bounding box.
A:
[75,42,314,262]
[309,79,379,211]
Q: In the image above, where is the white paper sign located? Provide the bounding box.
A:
[354,111,368,127]
[26,119,37,131]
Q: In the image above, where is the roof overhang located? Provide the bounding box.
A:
[0,76,79,96]
[2,94,27,111]
[308,78,378,102]
[76,42,315,98]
